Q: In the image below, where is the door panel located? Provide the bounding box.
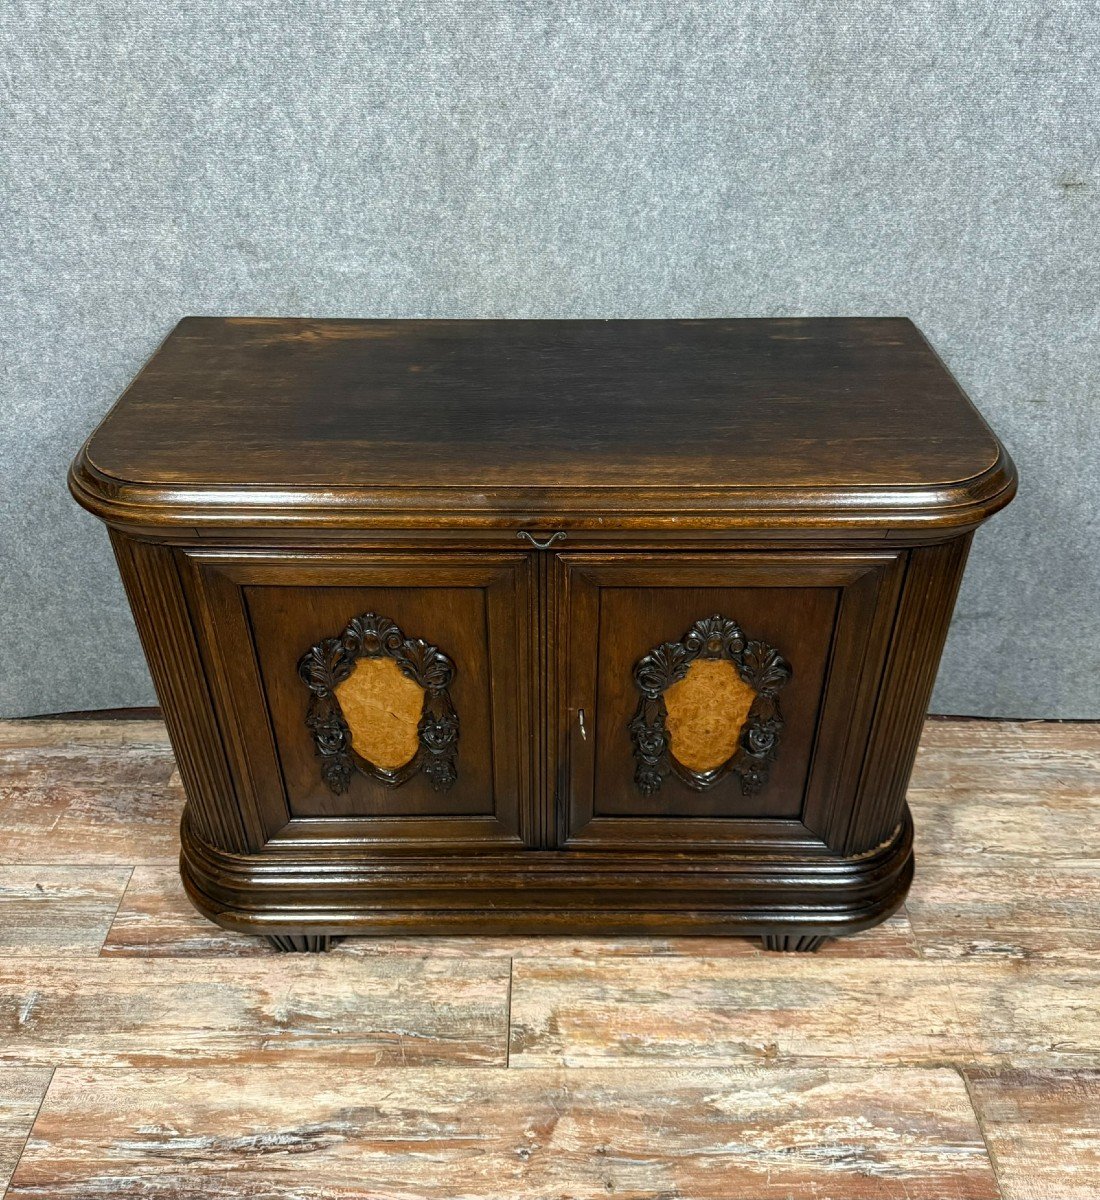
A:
[593,585,835,819]
[182,551,534,850]
[251,585,498,818]
[559,553,905,851]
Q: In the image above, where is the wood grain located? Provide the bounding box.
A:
[0,721,181,865]
[0,868,131,956]
[909,721,1100,859]
[663,657,755,772]
[101,866,276,958]
[910,787,1100,864]
[8,1065,998,1200]
[965,1068,1100,1200]
[908,860,1100,960]
[337,654,424,770]
[0,720,177,789]
[512,955,1100,1071]
[0,958,508,1067]
[0,783,181,867]
[75,316,1010,516]
[509,957,970,1067]
[0,1068,52,1194]
[945,962,1100,1068]
[916,715,1100,744]
[0,719,173,754]
[913,717,1099,771]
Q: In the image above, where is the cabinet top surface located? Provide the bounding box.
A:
[73,317,1015,530]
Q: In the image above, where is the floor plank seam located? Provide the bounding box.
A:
[98,864,136,957]
[505,956,514,1068]
[903,900,931,961]
[959,1065,1009,1200]
[4,1065,55,1199]
[942,959,983,1067]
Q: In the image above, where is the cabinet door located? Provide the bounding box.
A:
[182,551,534,851]
[559,552,905,851]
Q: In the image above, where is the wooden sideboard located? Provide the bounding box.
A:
[71,317,1016,951]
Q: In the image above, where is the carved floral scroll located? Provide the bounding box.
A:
[629,615,791,797]
[297,613,458,795]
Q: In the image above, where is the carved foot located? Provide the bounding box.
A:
[761,933,828,952]
[266,934,342,953]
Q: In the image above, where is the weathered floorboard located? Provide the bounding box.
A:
[965,1068,1100,1200]
[909,786,1100,866]
[908,859,1100,961]
[509,957,970,1067]
[0,1068,52,1195]
[0,868,132,957]
[0,722,181,866]
[908,721,1100,864]
[100,867,272,959]
[0,719,173,755]
[944,962,1100,1068]
[0,958,508,1068]
[912,719,1100,792]
[510,955,1100,1070]
[0,782,181,867]
[8,1065,998,1200]
[0,783,181,867]
[1,715,1098,1198]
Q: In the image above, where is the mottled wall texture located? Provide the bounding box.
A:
[2,2,1098,718]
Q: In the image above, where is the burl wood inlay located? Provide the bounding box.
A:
[664,658,755,773]
[334,657,423,771]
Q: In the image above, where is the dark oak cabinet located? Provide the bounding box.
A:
[73,318,1015,951]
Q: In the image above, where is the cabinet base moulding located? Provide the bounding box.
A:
[179,805,914,944]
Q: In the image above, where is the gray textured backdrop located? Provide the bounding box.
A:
[2,1,1098,718]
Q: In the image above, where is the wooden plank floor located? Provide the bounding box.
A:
[0,718,1097,1199]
